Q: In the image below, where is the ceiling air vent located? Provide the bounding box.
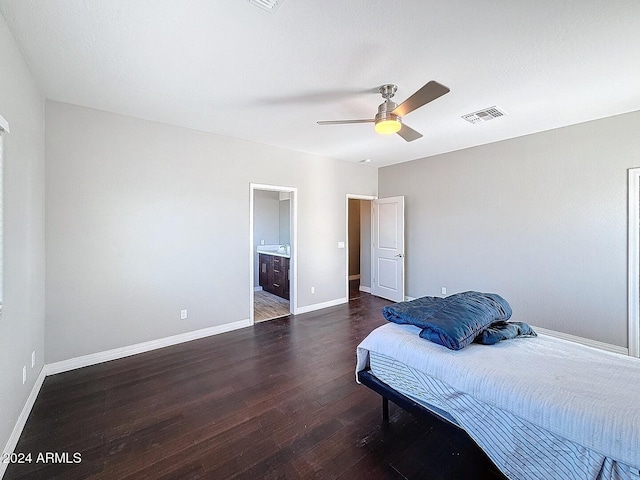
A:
[247,0,286,13]
[462,106,506,124]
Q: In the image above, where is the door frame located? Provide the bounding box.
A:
[250,183,298,324]
[345,194,377,301]
[627,168,640,357]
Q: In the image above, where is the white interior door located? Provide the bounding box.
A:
[372,196,405,302]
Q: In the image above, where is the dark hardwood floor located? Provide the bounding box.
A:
[6,294,504,480]
[348,279,361,301]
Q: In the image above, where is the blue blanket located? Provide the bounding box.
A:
[382,291,513,350]
[475,321,537,345]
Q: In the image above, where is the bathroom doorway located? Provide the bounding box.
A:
[346,194,375,301]
[250,184,297,323]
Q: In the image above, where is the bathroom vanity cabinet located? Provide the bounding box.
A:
[259,253,290,300]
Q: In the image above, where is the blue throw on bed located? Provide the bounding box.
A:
[475,321,537,345]
[381,291,515,350]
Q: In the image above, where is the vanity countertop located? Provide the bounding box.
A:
[257,245,290,258]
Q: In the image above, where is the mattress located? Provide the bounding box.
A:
[357,323,640,480]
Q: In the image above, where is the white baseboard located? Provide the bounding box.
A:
[1,319,252,478]
[348,274,360,281]
[295,298,347,314]
[359,285,371,293]
[533,326,629,355]
[46,319,252,375]
[1,367,47,478]
[253,286,263,292]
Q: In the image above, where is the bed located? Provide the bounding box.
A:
[355,293,640,480]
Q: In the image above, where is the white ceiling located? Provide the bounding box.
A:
[1,0,639,167]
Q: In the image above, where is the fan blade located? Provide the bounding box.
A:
[392,81,450,117]
[317,119,375,125]
[396,123,423,142]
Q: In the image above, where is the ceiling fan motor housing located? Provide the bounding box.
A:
[375,100,401,125]
[376,84,401,125]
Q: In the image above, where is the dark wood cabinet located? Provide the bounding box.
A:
[259,253,271,289]
[259,253,290,300]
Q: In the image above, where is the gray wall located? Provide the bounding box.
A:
[0,15,46,457]
[45,101,377,363]
[279,198,290,245]
[379,110,640,348]
[253,189,280,286]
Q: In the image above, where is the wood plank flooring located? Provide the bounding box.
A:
[348,279,361,301]
[5,294,505,480]
[254,290,290,322]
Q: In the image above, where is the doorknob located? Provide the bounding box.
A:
[395,253,404,258]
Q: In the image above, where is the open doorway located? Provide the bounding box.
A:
[250,184,297,323]
[346,195,375,301]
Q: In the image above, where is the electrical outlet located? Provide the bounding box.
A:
[441,287,447,295]
[311,287,315,294]
[22,366,27,385]
[337,242,345,249]
[180,309,188,320]
[31,351,36,368]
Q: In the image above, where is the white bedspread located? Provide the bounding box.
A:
[356,323,640,470]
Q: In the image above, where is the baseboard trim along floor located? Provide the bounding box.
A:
[1,368,46,479]
[46,319,252,375]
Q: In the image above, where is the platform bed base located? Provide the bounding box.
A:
[357,369,463,430]
[357,369,506,478]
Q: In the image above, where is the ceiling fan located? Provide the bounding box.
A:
[317,81,450,142]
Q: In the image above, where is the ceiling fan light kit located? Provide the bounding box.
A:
[317,80,450,142]
[375,118,402,134]
[374,84,402,134]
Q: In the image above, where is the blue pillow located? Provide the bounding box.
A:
[474,321,537,345]
[383,291,512,350]
[381,295,446,326]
